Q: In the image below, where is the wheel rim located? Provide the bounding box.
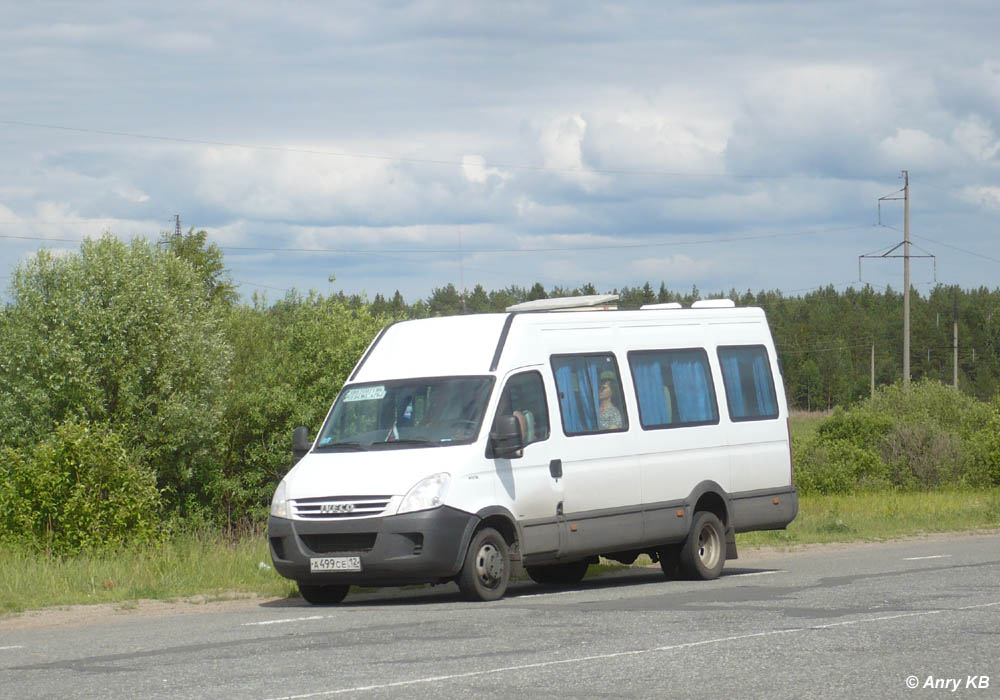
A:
[697,522,721,570]
[475,542,504,588]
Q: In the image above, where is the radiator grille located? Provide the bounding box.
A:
[292,495,392,519]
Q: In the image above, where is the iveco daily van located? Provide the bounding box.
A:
[267,296,798,603]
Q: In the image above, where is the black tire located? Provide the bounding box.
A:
[679,512,726,580]
[457,528,510,601]
[525,561,590,585]
[298,583,350,605]
[657,545,681,579]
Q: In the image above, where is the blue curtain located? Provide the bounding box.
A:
[752,354,777,416]
[672,358,714,423]
[632,358,671,426]
[555,364,583,433]
[554,358,602,432]
[721,355,744,417]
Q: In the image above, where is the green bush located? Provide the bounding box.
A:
[816,408,894,450]
[0,422,161,554]
[879,421,962,489]
[865,379,993,433]
[797,380,1000,493]
[963,410,1000,488]
[795,437,890,494]
[0,236,230,513]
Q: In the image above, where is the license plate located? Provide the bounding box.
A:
[310,556,362,573]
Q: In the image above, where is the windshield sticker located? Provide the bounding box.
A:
[343,385,386,402]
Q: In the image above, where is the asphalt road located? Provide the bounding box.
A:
[2,533,998,700]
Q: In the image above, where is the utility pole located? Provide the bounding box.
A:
[902,170,910,389]
[862,171,930,390]
[458,225,467,314]
[871,340,875,398]
[953,292,959,389]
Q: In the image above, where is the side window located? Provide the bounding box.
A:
[628,348,719,429]
[493,372,550,445]
[551,354,627,435]
[718,346,779,421]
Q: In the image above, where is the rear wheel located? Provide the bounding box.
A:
[298,583,350,605]
[458,528,510,601]
[525,560,590,585]
[679,512,725,580]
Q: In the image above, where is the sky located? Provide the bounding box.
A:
[1,1,998,304]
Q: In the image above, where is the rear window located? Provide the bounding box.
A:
[718,346,779,421]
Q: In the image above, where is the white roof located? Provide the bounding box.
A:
[351,303,768,384]
[691,299,736,308]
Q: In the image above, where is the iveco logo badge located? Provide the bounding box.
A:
[320,503,355,514]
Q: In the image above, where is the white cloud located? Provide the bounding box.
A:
[952,117,1000,162]
[585,107,729,175]
[878,128,956,169]
[113,185,150,204]
[192,145,402,221]
[146,31,214,53]
[959,186,1000,210]
[631,254,713,279]
[461,154,510,185]
[727,63,890,175]
[537,115,603,190]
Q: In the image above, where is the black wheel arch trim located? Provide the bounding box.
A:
[685,480,733,527]
[473,505,524,546]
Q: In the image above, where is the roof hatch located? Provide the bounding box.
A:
[505,294,620,312]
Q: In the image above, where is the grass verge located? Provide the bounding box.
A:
[2,490,998,615]
[0,530,296,615]
[736,488,1000,547]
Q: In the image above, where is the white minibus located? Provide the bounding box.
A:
[268,296,797,603]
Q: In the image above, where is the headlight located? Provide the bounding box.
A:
[398,473,451,514]
[269,479,290,519]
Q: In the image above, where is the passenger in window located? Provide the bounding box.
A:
[598,371,623,430]
[497,392,534,445]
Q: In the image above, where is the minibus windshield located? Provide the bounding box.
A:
[314,376,495,451]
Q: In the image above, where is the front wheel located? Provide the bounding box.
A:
[298,583,350,605]
[679,512,725,580]
[457,528,510,601]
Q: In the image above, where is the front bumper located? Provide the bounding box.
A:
[268,506,480,586]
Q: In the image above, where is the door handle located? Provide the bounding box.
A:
[549,459,563,479]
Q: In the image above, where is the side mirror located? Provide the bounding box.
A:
[292,426,311,463]
[489,415,524,459]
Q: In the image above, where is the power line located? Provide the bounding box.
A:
[913,234,1000,265]
[776,342,875,355]
[0,224,872,255]
[0,234,83,244]
[0,218,132,226]
[234,279,290,293]
[1,118,892,181]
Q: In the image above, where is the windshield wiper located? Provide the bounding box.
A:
[370,438,436,449]
[313,441,368,452]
